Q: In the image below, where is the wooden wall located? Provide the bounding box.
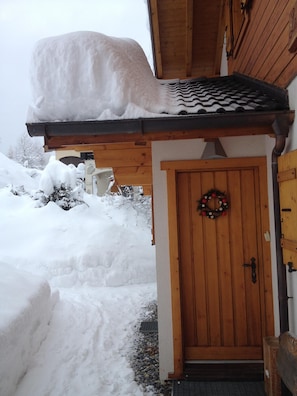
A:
[228,0,297,88]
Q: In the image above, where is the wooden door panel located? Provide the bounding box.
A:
[190,173,208,346]
[214,171,234,347]
[241,169,262,346]
[177,168,263,360]
[228,170,247,346]
[177,172,196,346]
[201,173,221,347]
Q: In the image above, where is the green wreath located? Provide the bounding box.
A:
[197,189,229,219]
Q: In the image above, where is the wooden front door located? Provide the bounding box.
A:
[161,157,274,377]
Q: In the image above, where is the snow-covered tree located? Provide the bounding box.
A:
[8,132,49,169]
[34,159,85,210]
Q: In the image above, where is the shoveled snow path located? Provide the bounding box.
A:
[14,283,156,396]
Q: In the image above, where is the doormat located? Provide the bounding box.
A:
[173,381,265,396]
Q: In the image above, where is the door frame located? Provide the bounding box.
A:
[161,156,275,378]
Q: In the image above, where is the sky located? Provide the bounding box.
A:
[0,153,157,395]
[0,0,153,155]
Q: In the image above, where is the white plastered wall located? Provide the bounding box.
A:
[152,134,283,380]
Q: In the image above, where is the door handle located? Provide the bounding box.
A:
[243,257,257,283]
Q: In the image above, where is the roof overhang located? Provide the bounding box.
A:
[27,110,295,150]
[147,0,226,79]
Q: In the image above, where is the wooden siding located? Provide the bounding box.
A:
[278,149,297,270]
[93,142,152,188]
[149,0,224,79]
[228,0,297,88]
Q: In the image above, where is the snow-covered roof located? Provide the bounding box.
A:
[26,31,294,147]
[27,31,168,123]
[28,31,290,123]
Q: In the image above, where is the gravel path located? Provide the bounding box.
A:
[130,302,172,395]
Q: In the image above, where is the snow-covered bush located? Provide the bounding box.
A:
[10,185,27,196]
[103,193,152,229]
[34,159,85,210]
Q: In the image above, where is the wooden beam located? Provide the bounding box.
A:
[60,141,150,153]
[113,166,152,185]
[150,0,163,78]
[161,156,267,171]
[93,146,151,168]
[142,185,152,196]
[165,168,184,379]
[55,146,93,154]
[44,125,274,150]
[92,142,151,151]
[186,0,193,77]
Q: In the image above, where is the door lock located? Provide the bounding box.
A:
[243,257,257,283]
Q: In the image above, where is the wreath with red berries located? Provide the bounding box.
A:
[197,189,229,219]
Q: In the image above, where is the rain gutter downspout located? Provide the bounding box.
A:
[272,116,290,334]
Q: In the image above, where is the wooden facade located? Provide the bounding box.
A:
[92,142,152,190]
[149,0,225,79]
[149,0,297,87]
[228,0,297,88]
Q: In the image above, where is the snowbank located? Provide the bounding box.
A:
[0,155,155,288]
[0,192,156,288]
[28,31,167,122]
[0,264,57,396]
[0,154,156,395]
[0,152,40,190]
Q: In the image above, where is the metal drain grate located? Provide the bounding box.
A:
[140,321,158,333]
[173,381,265,396]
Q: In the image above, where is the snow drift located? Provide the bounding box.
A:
[0,152,40,190]
[0,264,57,396]
[0,153,156,395]
[28,31,167,122]
[0,155,156,288]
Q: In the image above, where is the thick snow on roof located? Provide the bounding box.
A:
[27,31,168,122]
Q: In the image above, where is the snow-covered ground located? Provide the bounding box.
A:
[0,152,157,396]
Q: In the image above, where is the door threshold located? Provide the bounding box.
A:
[185,360,264,364]
[183,361,264,381]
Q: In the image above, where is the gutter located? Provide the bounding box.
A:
[26,110,295,138]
